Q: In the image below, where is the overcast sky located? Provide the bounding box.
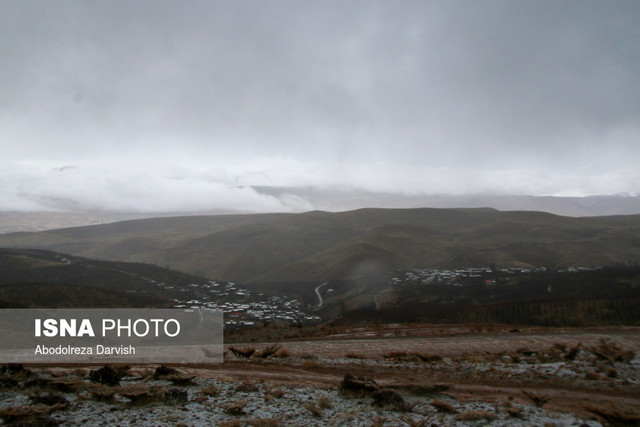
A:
[1,1,639,212]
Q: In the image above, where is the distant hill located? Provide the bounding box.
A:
[0,211,151,234]
[252,187,640,217]
[0,209,244,234]
[1,193,639,234]
[0,248,209,308]
[1,208,639,290]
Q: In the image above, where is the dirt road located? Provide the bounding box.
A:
[231,327,640,359]
[9,326,639,426]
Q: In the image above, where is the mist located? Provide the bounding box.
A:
[1,1,639,212]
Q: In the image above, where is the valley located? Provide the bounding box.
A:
[1,207,639,328]
[0,207,639,426]
[1,208,638,288]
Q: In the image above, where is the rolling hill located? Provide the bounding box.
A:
[2,194,639,235]
[0,248,209,308]
[1,208,639,290]
[252,187,640,217]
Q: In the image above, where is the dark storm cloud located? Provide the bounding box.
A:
[1,1,639,211]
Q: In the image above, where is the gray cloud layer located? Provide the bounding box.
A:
[1,1,639,212]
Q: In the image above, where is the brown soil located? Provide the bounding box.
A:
[25,325,640,425]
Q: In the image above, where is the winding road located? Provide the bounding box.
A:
[314,282,329,307]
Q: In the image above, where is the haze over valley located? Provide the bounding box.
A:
[1,1,639,216]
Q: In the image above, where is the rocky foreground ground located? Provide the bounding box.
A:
[1,326,639,426]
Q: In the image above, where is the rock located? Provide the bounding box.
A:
[372,388,405,407]
[89,365,121,386]
[340,373,381,398]
[154,365,178,378]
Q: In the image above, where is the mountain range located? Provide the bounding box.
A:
[253,188,640,217]
[1,208,639,288]
[1,192,640,234]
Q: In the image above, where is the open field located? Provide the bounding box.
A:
[2,325,639,426]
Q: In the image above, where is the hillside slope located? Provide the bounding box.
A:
[0,248,208,307]
[1,208,639,285]
[2,194,639,234]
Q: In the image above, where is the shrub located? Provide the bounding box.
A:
[235,382,259,393]
[564,343,581,361]
[222,400,247,416]
[25,377,85,393]
[341,373,414,410]
[340,373,380,396]
[89,365,121,386]
[317,396,333,409]
[0,364,30,381]
[274,347,291,358]
[267,387,286,398]
[430,398,458,414]
[115,364,131,378]
[0,376,19,389]
[154,365,178,378]
[304,402,323,418]
[201,384,220,397]
[552,343,567,353]
[119,384,166,405]
[0,364,28,374]
[522,389,550,408]
[416,353,443,363]
[505,405,523,418]
[89,384,117,401]
[228,346,256,358]
[258,344,282,358]
[589,339,636,363]
[372,389,405,408]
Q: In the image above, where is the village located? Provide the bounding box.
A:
[166,280,322,330]
[389,266,599,287]
[155,266,603,330]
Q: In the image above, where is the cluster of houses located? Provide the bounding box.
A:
[148,266,602,329]
[389,266,599,287]
[168,280,321,329]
